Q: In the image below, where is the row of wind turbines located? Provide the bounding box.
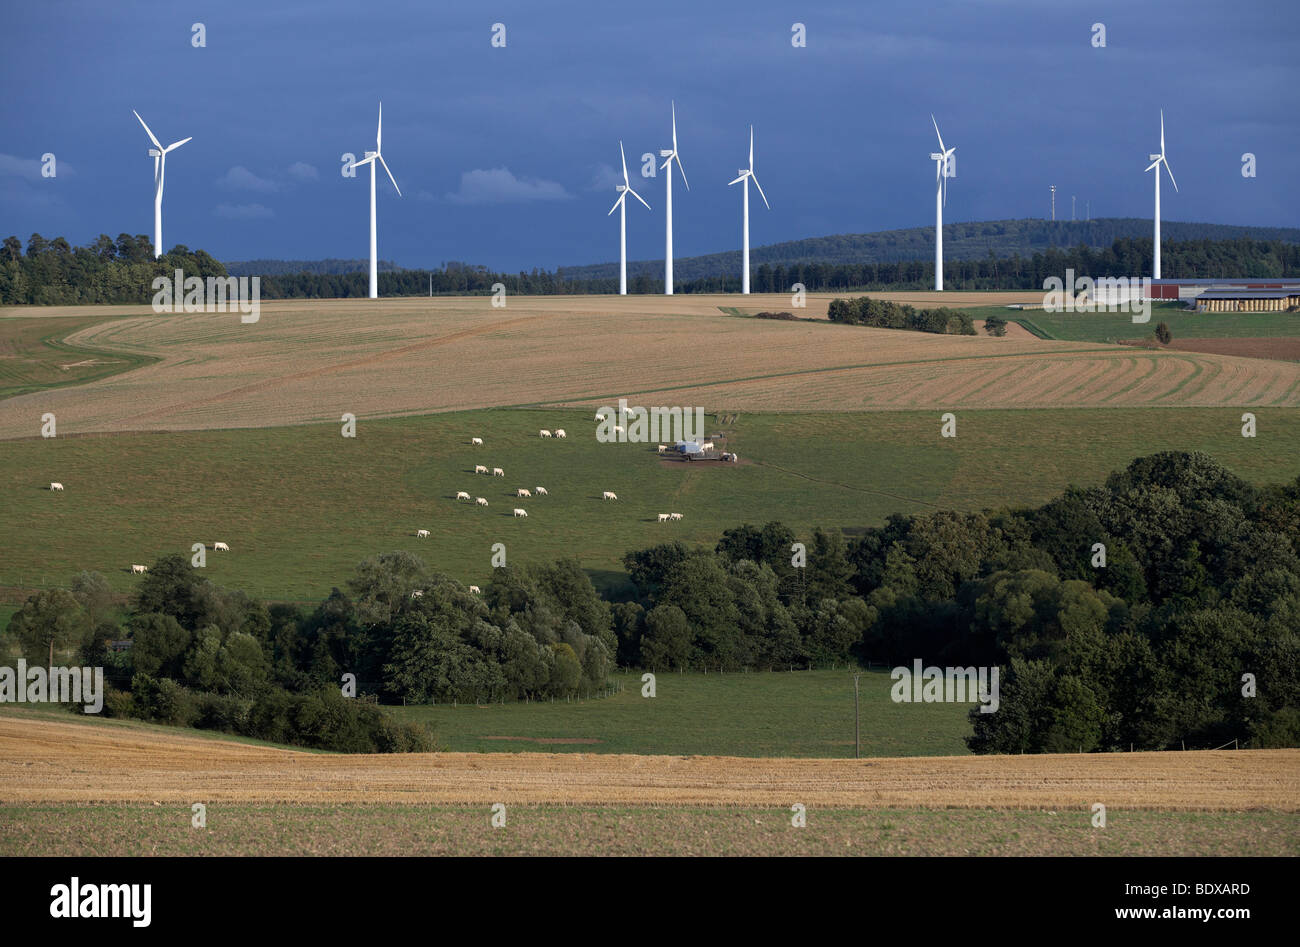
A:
[128,103,1180,298]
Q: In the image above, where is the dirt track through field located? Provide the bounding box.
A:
[2,716,1295,810]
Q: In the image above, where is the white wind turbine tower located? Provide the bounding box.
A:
[133,111,192,259]
[350,103,402,299]
[929,115,955,292]
[1145,109,1178,280]
[608,141,651,295]
[659,102,689,295]
[728,126,770,295]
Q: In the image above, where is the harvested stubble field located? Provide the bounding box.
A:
[2,714,1296,811]
[3,294,1298,439]
[2,803,1294,856]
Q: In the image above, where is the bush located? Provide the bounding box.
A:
[1155,321,1172,344]
[984,314,1008,336]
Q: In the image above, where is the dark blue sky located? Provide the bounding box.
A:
[2,0,1296,271]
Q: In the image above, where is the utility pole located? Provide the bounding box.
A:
[853,673,861,759]
[1050,185,1056,221]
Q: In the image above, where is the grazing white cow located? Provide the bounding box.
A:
[476,497,489,506]
[49,482,64,491]
[411,590,424,599]
[595,411,606,421]
[471,437,483,446]
[602,491,618,501]
[475,464,488,474]
[456,491,471,501]
[131,564,147,574]
[670,512,683,521]
[492,467,505,477]
[213,542,230,552]
[416,529,430,538]
[535,486,548,496]
[513,508,528,518]
[540,429,552,438]
[612,425,625,434]
[555,429,566,439]
[701,441,715,452]
[658,513,671,522]
[469,585,482,594]
[657,444,667,454]
[730,453,739,463]
[516,488,532,498]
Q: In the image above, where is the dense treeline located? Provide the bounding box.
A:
[827,297,976,334]
[0,234,228,305]
[6,233,1298,305]
[5,452,1298,753]
[245,237,1300,297]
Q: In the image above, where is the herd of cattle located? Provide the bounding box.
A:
[46,412,720,586]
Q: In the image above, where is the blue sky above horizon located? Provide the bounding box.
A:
[2,0,1296,272]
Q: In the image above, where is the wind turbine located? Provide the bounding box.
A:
[132,111,191,260]
[1145,109,1178,280]
[659,102,689,295]
[350,103,402,299]
[929,115,955,292]
[728,126,770,295]
[608,141,651,296]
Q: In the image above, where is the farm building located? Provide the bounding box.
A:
[1193,289,1300,312]
[1147,278,1300,303]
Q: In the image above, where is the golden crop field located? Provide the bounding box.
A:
[3,714,1296,811]
[2,293,1297,439]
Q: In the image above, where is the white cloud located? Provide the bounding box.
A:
[445,167,573,205]
[216,166,279,193]
[287,161,318,181]
[0,153,72,179]
[214,202,274,219]
[587,162,621,192]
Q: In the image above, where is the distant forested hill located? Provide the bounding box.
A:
[557,218,1300,282]
[223,258,402,277]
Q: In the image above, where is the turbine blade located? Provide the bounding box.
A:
[378,153,401,196]
[352,154,377,169]
[1159,109,1165,154]
[164,137,192,153]
[627,186,651,211]
[931,114,945,154]
[751,173,770,210]
[727,174,746,186]
[1163,157,1178,193]
[749,125,754,172]
[671,101,677,150]
[133,110,162,151]
[1144,159,1160,172]
[943,170,948,208]
[675,152,688,190]
[377,102,383,151]
[608,192,626,216]
[620,140,629,184]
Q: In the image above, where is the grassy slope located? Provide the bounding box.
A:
[2,803,1291,856]
[1015,305,1300,343]
[393,668,970,758]
[5,407,1298,602]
